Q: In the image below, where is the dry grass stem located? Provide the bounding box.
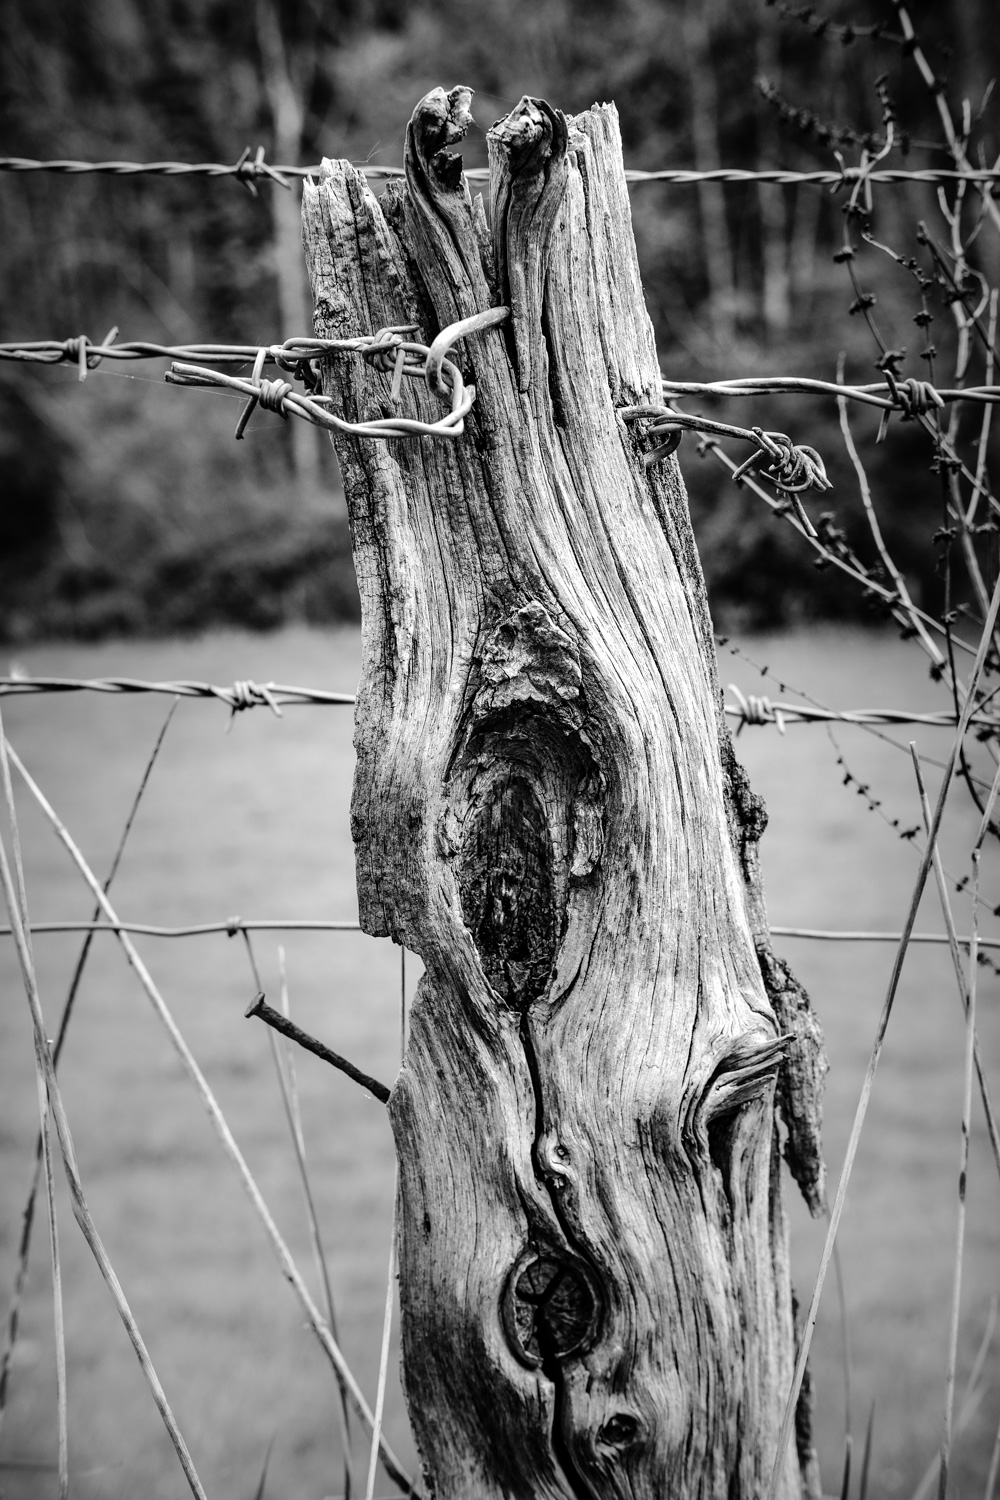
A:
[0,699,177,1439]
[911,755,1000,1184]
[767,555,1000,1500]
[858,1400,876,1500]
[933,833,979,1500]
[986,1411,1000,1500]
[906,1269,997,1499]
[831,1238,853,1452]
[38,1083,67,1500]
[365,1175,398,1500]
[0,716,208,1500]
[273,945,353,1498]
[0,723,69,1498]
[6,740,415,1495]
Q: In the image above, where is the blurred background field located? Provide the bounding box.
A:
[2,0,998,642]
[0,624,998,1499]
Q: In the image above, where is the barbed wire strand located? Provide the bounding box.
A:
[0,677,355,711]
[2,674,995,735]
[660,375,1000,409]
[5,337,1000,415]
[3,153,1000,189]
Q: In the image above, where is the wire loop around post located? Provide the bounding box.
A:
[166,309,510,444]
[623,405,832,499]
[424,306,511,397]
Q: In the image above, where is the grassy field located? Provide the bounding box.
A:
[0,624,998,1499]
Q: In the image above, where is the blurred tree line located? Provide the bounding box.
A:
[0,0,997,640]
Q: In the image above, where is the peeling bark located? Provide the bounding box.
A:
[303,87,826,1500]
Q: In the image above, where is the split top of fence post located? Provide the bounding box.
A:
[303,86,826,1500]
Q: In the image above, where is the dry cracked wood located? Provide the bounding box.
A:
[303,87,826,1500]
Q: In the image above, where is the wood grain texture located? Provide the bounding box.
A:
[303,87,826,1500]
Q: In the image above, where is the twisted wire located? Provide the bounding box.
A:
[0,676,355,709]
[2,673,994,737]
[0,310,508,442]
[621,404,833,504]
[659,375,1000,410]
[4,154,1000,188]
[724,683,1000,734]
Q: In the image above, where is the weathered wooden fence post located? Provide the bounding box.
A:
[303,87,826,1500]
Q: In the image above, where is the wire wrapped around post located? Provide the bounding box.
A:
[164,308,509,443]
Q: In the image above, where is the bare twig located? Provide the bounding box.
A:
[837,368,948,678]
[701,436,978,656]
[890,1,1000,237]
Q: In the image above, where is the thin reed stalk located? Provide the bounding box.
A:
[0,725,68,1499]
[986,1412,1000,1500]
[5,739,415,1496]
[0,715,208,1500]
[365,1174,398,1500]
[911,756,1000,1185]
[831,1239,853,1454]
[37,1083,67,1500]
[935,845,979,1500]
[905,1301,996,1500]
[255,938,354,1499]
[858,1400,875,1500]
[0,699,177,1440]
[275,950,340,1347]
[766,559,1000,1500]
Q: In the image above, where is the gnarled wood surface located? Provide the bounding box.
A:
[303,88,826,1500]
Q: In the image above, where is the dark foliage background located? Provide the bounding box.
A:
[1,0,998,639]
